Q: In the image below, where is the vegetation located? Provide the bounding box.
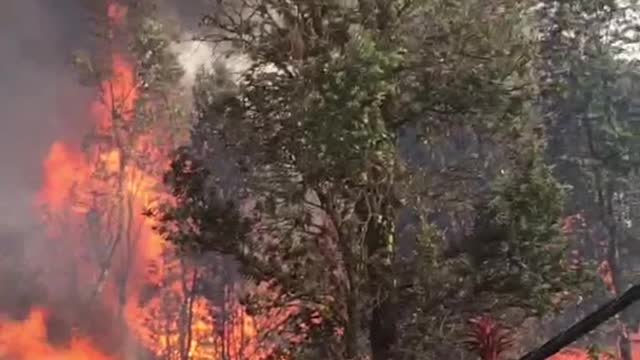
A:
[150,0,640,359]
[16,0,640,359]
[463,315,513,360]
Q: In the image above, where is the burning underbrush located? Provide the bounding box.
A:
[0,308,116,360]
[0,227,154,359]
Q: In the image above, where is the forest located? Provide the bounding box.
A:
[6,0,640,360]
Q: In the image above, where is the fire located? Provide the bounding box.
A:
[90,53,137,132]
[0,308,114,360]
[546,346,639,360]
[36,141,90,212]
[25,1,276,359]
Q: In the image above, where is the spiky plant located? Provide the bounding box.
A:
[463,315,514,360]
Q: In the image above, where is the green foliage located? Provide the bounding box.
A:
[543,0,640,320]
[130,17,184,99]
[153,0,597,358]
[482,137,587,313]
[301,32,401,180]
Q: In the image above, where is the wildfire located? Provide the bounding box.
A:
[548,347,622,360]
[18,1,273,359]
[0,308,114,360]
[89,53,137,132]
[37,141,90,212]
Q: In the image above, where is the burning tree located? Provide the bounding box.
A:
[32,1,287,359]
[34,0,192,356]
[73,0,184,305]
[63,1,188,352]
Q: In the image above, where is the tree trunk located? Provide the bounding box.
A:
[345,291,361,359]
[370,296,397,360]
[366,215,397,360]
[619,332,633,360]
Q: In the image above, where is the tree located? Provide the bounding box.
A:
[539,1,640,358]
[153,1,590,359]
[520,284,640,360]
[69,0,186,355]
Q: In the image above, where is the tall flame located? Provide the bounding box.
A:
[17,1,276,359]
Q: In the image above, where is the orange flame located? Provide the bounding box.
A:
[0,308,114,360]
[547,347,620,360]
[90,53,137,132]
[36,141,89,211]
[29,2,280,359]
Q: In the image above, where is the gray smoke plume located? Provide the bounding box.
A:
[0,0,98,352]
[0,0,93,232]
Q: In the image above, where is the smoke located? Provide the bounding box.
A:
[158,0,218,90]
[0,0,92,232]
[170,36,214,87]
[0,0,214,269]
[159,0,252,89]
[0,0,127,348]
[0,0,97,311]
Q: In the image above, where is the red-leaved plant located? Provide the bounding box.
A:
[463,315,514,360]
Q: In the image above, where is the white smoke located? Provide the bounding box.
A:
[170,36,214,88]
